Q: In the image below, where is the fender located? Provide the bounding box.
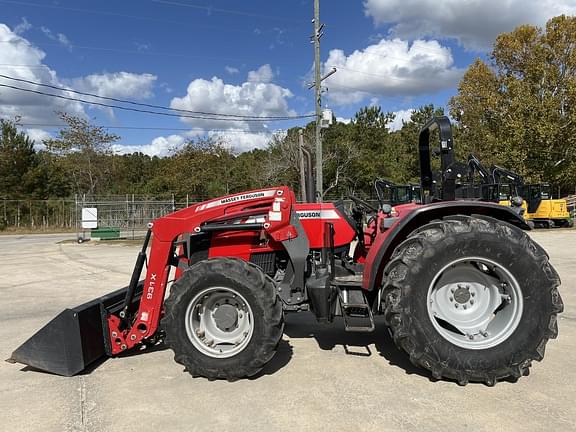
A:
[362,201,531,292]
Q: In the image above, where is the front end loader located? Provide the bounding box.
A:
[8,117,564,385]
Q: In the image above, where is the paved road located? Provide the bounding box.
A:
[0,232,75,245]
[0,231,574,431]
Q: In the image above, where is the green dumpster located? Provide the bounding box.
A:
[91,227,120,240]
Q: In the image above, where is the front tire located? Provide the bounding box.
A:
[162,257,283,380]
[382,216,563,385]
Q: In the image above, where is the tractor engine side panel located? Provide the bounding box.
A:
[294,203,356,249]
[208,231,263,261]
[207,231,286,259]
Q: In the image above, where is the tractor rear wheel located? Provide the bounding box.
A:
[382,215,563,385]
[162,257,283,380]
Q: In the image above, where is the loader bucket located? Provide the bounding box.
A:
[7,283,142,376]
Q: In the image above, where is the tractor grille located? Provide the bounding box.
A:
[249,252,276,276]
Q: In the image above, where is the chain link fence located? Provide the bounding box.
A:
[0,192,382,233]
[0,194,215,232]
[0,199,76,230]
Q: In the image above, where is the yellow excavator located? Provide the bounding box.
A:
[491,165,571,228]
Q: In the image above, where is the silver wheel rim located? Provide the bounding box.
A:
[185,286,254,358]
[427,257,523,350]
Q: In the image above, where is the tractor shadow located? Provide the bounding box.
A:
[15,336,294,378]
[283,312,432,380]
[116,340,170,359]
[16,341,171,376]
[250,339,293,379]
[116,337,294,378]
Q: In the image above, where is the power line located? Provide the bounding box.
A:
[0,39,257,62]
[0,40,454,66]
[0,64,50,69]
[0,0,276,34]
[16,122,282,134]
[327,83,372,92]
[327,66,411,81]
[0,38,452,63]
[152,0,306,24]
[18,123,243,132]
[0,74,312,120]
[0,0,180,21]
[0,83,305,122]
[0,83,314,122]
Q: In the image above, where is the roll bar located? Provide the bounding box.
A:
[419,116,455,202]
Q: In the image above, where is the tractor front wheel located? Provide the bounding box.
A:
[382,216,563,385]
[162,257,283,380]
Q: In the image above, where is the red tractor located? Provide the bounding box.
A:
[9,117,563,385]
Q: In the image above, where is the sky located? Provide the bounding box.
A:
[1,0,575,156]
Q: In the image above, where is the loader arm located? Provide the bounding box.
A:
[107,186,300,354]
[9,186,309,374]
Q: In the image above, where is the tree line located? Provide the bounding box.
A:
[1,15,576,203]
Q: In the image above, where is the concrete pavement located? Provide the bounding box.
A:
[0,230,574,432]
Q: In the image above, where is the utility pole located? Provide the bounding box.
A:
[310,1,337,202]
[313,0,322,202]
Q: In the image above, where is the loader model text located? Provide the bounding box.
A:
[146,273,157,300]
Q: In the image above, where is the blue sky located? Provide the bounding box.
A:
[1,0,575,155]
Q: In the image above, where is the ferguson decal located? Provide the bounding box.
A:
[296,209,340,219]
[196,189,277,211]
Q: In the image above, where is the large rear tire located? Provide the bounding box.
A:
[162,257,283,380]
[382,215,563,385]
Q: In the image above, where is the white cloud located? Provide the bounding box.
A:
[24,128,52,149]
[69,72,157,100]
[40,26,73,51]
[225,66,239,75]
[332,110,413,130]
[160,82,173,93]
[170,65,295,132]
[134,42,151,52]
[113,134,186,157]
[364,0,576,51]
[13,17,31,35]
[113,129,278,156]
[323,38,463,105]
[0,24,159,125]
[389,109,415,131]
[247,64,274,83]
[208,130,273,152]
[0,24,85,123]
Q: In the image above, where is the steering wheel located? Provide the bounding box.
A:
[348,195,378,213]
